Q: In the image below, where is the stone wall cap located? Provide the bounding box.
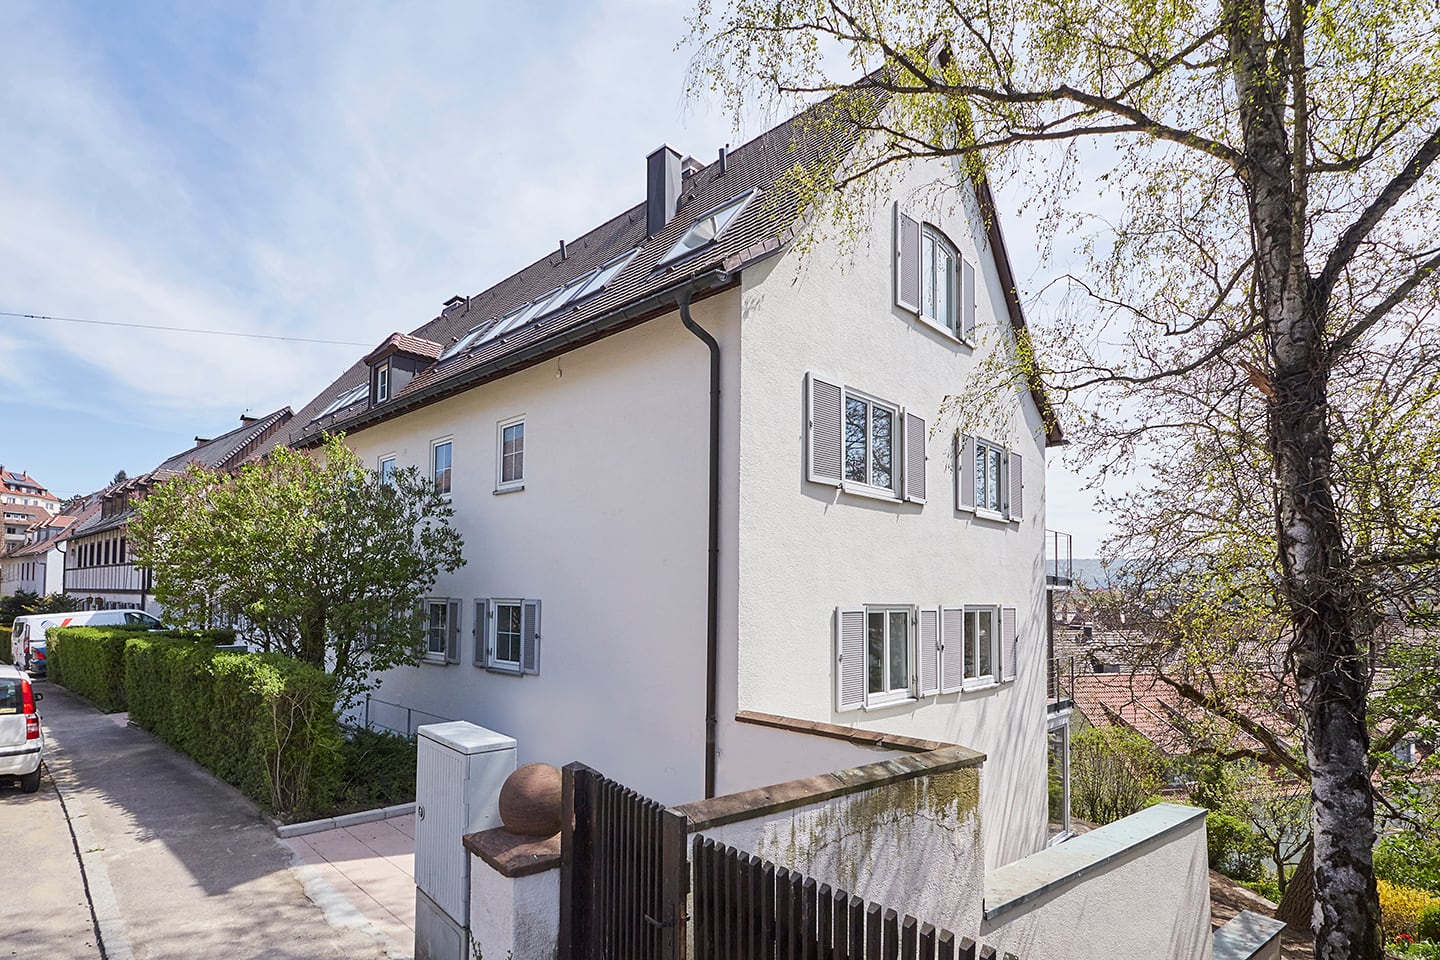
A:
[464,827,561,878]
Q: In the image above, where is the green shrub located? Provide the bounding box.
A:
[0,626,11,664]
[1240,877,1282,903]
[1378,833,1440,896]
[48,627,131,712]
[1207,810,1267,882]
[1419,903,1440,942]
[121,633,342,819]
[1070,726,1165,825]
[338,727,417,810]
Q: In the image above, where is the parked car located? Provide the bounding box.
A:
[10,609,163,676]
[0,664,43,793]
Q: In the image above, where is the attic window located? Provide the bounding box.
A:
[437,249,640,365]
[315,384,368,419]
[662,191,754,263]
[373,362,390,403]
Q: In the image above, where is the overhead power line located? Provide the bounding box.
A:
[0,310,373,347]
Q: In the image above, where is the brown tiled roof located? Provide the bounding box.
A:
[261,90,1062,455]
[364,333,442,364]
[0,468,59,501]
[2,503,51,526]
[1071,672,1295,757]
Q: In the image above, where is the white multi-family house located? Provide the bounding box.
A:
[266,99,1067,868]
[0,512,79,597]
[63,410,292,614]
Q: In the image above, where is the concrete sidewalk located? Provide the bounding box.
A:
[285,816,417,952]
[29,683,400,960]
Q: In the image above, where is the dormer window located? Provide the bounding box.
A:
[662,191,755,263]
[373,362,390,403]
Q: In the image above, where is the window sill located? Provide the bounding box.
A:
[839,481,902,505]
[964,680,1000,693]
[863,694,917,711]
[970,508,1012,524]
[480,663,524,675]
[421,655,451,666]
[492,484,525,496]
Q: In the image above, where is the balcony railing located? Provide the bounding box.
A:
[1046,529,1073,588]
[1047,655,1076,712]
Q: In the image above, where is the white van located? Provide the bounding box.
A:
[10,609,163,676]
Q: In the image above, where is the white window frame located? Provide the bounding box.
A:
[963,604,1000,687]
[378,455,397,486]
[422,598,451,664]
[864,604,915,707]
[973,438,1007,517]
[432,438,453,499]
[919,226,959,336]
[374,362,390,403]
[488,599,524,673]
[1047,712,1073,844]
[496,416,525,492]
[842,387,901,498]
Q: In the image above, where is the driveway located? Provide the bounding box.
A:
[0,682,399,960]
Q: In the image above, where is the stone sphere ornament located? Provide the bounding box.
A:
[498,762,563,837]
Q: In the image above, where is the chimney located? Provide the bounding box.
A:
[646,145,683,236]
[240,414,258,425]
[194,436,212,447]
[718,144,729,173]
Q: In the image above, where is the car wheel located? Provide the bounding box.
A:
[19,768,41,794]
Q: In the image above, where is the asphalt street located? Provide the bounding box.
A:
[0,681,395,960]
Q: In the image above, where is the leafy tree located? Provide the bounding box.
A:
[111,469,127,485]
[1069,725,1164,825]
[0,590,80,626]
[688,0,1440,954]
[130,434,465,707]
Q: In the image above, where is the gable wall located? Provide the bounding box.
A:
[720,159,1052,867]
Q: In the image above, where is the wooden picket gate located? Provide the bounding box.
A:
[559,762,688,960]
[691,837,989,960]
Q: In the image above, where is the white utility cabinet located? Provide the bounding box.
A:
[413,721,517,960]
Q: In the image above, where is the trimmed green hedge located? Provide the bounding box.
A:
[0,626,10,664]
[48,627,131,711]
[51,626,342,819]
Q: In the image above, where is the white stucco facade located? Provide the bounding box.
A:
[342,157,1055,862]
[716,161,1052,867]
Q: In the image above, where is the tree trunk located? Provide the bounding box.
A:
[1277,839,1315,929]
[1226,1,1383,954]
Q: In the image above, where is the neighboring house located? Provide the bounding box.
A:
[0,513,79,597]
[64,410,292,614]
[2,503,52,551]
[0,466,61,515]
[262,98,1065,868]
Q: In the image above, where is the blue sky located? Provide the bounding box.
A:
[0,0,1111,554]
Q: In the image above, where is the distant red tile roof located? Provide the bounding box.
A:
[1071,672,1296,758]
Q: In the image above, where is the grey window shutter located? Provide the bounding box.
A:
[1008,451,1024,521]
[902,411,927,504]
[473,600,488,667]
[446,599,461,664]
[836,607,867,711]
[806,373,844,485]
[917,607,940,696]
[957,434,977,511]
[1001,606,1018,682]
[894,204,921,313]
[521,600,541,675]
[939,606,965,693]
[961,259,976,340]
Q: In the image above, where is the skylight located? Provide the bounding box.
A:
[315,384,368,419]
[439,325,487,361]
[436,249,641,364]
[662,192,755,263]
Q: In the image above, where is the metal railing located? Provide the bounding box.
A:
[360,694,454,737]
[1047,655,1076,711]
[1046,530,1073,588]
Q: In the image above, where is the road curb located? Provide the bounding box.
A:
[274,802,417,839]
